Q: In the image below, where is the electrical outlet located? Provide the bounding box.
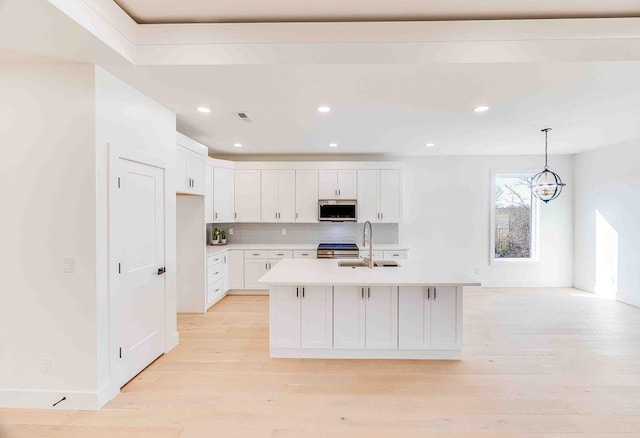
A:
[281,228,286,236]
[63,257,74,273]
[41,357,52,375]
[228,228,234,235]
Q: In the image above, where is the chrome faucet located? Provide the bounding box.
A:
[362,220,373,268]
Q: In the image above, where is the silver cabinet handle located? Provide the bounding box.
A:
[367,287,371,299]
[361,287,364,299]
[295,212,299,220]
[426,287,430,300]
[302,287,305,298]
[275,212,278,219]
[234,212,237,219]
[215,212,218,219]
[338,189,341,196]
[296,287,299,298]
[265,263,268,270]
[434,287,437,300]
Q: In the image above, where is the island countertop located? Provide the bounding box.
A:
[259,258,480,287]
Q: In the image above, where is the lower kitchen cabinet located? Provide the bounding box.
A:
[269,285,332,349]
[244,250,292,289]
[398,286,460,350]
[227,250,244,290]
[333,286,397,350]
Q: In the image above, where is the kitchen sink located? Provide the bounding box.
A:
[338,259,400,268]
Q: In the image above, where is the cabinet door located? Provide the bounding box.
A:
[337,170,357,199]
[379,170,402,223]
[222,252,230,293]
[278,170,296,222]
[269,286,301,348]
[261,170,279,222]
[300,286,333,349]
[213,167,234,223]
[398,287,429,349]
[235,170,261,222]
[295,170,319,222]
[175,146,189,193]
[357,170,379,223]
[430,286,460,349]
[244,258,269,289]
[333,286,366,349]
[365,286,398,349]
[318,169,338,199]
[187,151,205,195]
[228,250,244,290]
[205,166,214,223]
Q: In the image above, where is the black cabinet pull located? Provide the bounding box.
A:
[157,267,166,275]
[367,287,370,299]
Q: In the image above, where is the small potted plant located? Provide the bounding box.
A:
[220,230,227,244]
[212,227,221,244]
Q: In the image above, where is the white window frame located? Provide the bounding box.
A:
[490,169,540,265]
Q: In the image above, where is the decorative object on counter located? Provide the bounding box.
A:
[208,227,228,246]
[531,128,566,203]
[220,230,227,244]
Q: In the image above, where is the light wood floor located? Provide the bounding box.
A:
[2,288,640,437]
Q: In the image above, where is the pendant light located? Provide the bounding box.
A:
[531,128,566,203]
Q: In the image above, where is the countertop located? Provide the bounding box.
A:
[259,258,480,287]
[206,243,410,257]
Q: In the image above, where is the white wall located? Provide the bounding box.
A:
[0,64,98,408]
[574,140,640,307]
[401,155,574,287]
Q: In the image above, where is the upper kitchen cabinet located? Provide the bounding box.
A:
[357,169,402,223]
[318,169,357,199]
[213,167,234,223]
[261,170,296,223]
[234,169,261,222]
[176,132,208,195]
[295,170,318,223]
[205,166,214,222]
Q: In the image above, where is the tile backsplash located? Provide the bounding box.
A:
[207,223,398,245]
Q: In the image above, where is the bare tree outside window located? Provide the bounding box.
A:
[494,175,533,259]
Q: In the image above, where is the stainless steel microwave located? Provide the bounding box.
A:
[318,200,357,222]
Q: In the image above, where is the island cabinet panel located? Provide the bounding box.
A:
[333,286,366,349]
[269,286,301,348]
[429,286,460,349]
[365,286,398,349]
[300,286,333,348]
[398,287,430,349]
[398,286,460,350]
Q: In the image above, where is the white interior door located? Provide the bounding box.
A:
[112,158,165,387]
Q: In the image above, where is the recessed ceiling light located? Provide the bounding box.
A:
[196,106,211,113]
[473,105,490,113]
[328,143,338,148]
[317,106,331,113]
[233,143,243,148]
[425,143,435,147]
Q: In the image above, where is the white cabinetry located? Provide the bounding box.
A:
[227,250,244,290]
[244,250,293,289]
[261,170,296,222]
[357,169,402,223]
[333,286,398,350]
[318,169,357,199]
[176,145,205,195]
[295,170,319,222]
[398,286,460,350]
[383,250,408,260]
[234,170,261,222]
[205,166,214,223]
[269,286,332,349]
[213,167,234,223]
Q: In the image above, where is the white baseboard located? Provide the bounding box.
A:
[480,280,574,288]
[227,289,268,296]
[166,331,179,352]
[0,387,104,410]
[270,348,461,360]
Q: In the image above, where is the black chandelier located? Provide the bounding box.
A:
[531,128,566,203]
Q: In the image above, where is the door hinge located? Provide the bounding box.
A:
[119,347,122,359]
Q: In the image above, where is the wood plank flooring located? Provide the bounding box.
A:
[2,287,640,437]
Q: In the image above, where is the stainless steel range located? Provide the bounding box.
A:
[317,243,360,259]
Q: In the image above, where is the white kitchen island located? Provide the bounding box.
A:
[259,258,480,360]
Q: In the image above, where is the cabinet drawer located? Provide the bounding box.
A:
[360,250,383,259]
[207,280,223,304]
[207,266,223,284]
[245,250,269,259]
[293,250,316,259]
[207,253,224,266]
[383,250,408,260]
[268,250,293,259]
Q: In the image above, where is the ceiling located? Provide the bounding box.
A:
[104,62,640,156]
[113,0,640,23]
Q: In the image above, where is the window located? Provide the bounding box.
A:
[491,172,538,262]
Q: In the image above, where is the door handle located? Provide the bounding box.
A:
[157,267,166,275]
